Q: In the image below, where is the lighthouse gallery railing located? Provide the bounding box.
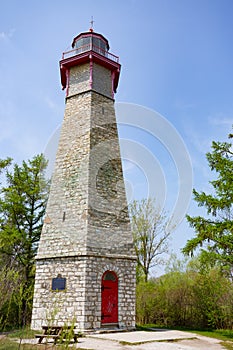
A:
[62,44,119,63]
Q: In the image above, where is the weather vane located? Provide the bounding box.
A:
[90,16,94,32]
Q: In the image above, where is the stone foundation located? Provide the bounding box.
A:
[31,256,136,331]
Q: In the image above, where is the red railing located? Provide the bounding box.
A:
[62,44,119,63]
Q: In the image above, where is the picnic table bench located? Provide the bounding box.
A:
[35,325,78,344]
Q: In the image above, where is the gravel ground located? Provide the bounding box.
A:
[19,330,226,350]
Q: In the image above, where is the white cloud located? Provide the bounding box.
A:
[0,29,15,41]
[208,115,233,128]
[0,32,7,40]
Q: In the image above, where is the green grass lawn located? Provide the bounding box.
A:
[137,324,233,349]
[187,329,233,350]
[187,329,233,341]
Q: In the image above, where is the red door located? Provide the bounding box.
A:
[101,271,118,324]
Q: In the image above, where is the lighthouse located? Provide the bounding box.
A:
[31,29,136,331]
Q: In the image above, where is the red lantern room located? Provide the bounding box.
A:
[60,30,121,98]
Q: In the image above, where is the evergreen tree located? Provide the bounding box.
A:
[0,154,49,326]
[183,130,233,274]
[0,158,12,183]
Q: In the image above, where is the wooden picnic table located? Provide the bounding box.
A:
[35,325,78,344]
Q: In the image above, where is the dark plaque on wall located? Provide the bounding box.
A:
[52,275,66,291]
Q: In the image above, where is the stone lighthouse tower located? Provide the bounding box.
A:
[31,29,136,331]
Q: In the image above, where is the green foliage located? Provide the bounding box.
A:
[136,255,233,329]
[57,320,77,349]
[136,280,157,324]
[0,266,20,310]
[191,268,233,329]
[0,154,49,329]
[8,328,37,339]
[0,154,49,266]
[183,130,233,273]
[0,158,12,181]
[129,198,172,282]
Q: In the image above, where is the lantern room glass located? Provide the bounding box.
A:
[74,35,108,56]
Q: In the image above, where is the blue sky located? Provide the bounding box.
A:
[1,0,233,273]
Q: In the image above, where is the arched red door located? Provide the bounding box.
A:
[101,271,118,324]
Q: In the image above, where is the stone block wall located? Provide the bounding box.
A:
[92,63,112,98]
[69,64,90,97]
[84,256,136,330]
[32,54,136,331]
[68,62,112,99]
[31,256,136,331]
[31,257,86,330]
[37,91,135,259]
[36,92,92,259]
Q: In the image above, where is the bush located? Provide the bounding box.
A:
[136,263,233,329]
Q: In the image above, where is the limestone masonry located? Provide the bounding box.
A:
[31,30,136,331]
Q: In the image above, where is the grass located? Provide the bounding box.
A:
[7,328,37,339]
[0,338,51,350]
[0,329,38,350]
[183,329,233,342]
[1,326,233,349]
[188,329,233,350]
[0,326,85,349]
[0,341,54,350]
[0,329,78,350]
[221,342,233,350]
[0,337,79,350]
[136,324,233,348]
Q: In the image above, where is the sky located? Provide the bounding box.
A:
[1,0,233,274]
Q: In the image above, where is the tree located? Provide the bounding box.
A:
[0,158,12,184]
[183,129,233,274]
[129,198,172,282]
[0,154,49,327]
[136,255,233,329]
[0,158,12,170]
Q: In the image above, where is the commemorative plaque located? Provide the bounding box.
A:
[52,275,66,291]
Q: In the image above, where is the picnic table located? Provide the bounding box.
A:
[35,325,78,344]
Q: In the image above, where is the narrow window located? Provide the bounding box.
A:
[103,271,117,281]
